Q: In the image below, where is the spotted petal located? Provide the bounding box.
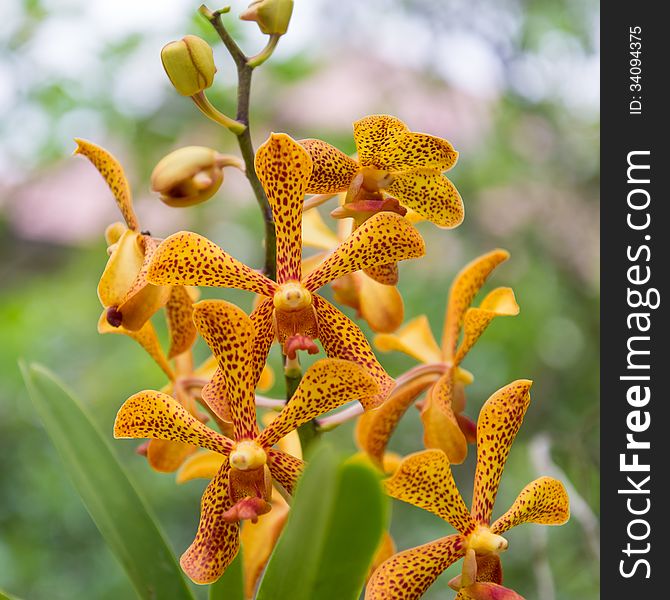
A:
[249,297,277,386]
[180,462,240,584]
[164,285,198,359]
[442,250,510,359]
[471,380,532,525]
[386,169,463,228]
[114,390,233,455]
[381,132,458,173]
[147,231,277,297]
[303,212,425,292]
[177,450,226,483]
[386,450,475,535]
[192,300,259,441]
[255,133,313,284]
[201,368,232,423]
[313,294,394,406]
[74,138,139,230]
[491,477,570,535]
[300,138,359,194]
[259,359,379,448]
[365,534,465,600]
[353,115,409,168]
[267,448,304,496]
[375,315,442,364]
[454,287,519,365]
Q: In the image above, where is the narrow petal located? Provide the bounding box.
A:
[457,583,525,600]
[302,206,340,251]
[303,212,425,292]
[258,358,380,448]
[385,450,475,535]
[147,438,196,473]
[380,132,458,172]
[386,169,463,228]
[353,115,409,168]
[442,249,510,359]
[74,138,139,230]
[114,390,234,455]
[454,287,519,365]
[241,493,289,599]
[491,477,570,535]
[192,300,259,441]
[255,133,313,284]
[166,286,198,359]
[420,371,468,465]
[249,297,276,386]
[375,315,442,364]
[97,229,144,307]
[471,380,533,525]
[181,462,241,584]
[97,312,174,380]
[177,450,226,483]
[300,138,359,194]
[356,374,438,467]
[267,448,304,496]
[313,294,394,405]
[365,535,465,600]
[357,273,405,334]
[147,231,277,297]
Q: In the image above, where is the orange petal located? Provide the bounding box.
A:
[356,274,404,334]
[147,231,277,297]
[385,449,475,535]
[255,133,313,284]
[471,380,533,525]
[98,229,144,307]
[303,212,425,292]
[457,583,525,600]
[249,297,276,387]
[442,250,510,359]
[180,462,241,584]
[356,374,438,467]
[165,286,198,359]
[313,294,394,406]
[386,169,463,228]
[267,448,304,496]
[147,438,196,473]
[453,287,519,365]
[491,477,570,535]
[420,370,468,464]
[97,312,174,380]
[114,390,234,455]
[192,300,259,441]
[299,138,358,194]
[258,358,380,448]
[201,368,232,423]
[177,450,226,483]
[375,315,442,364]
[302,206,340,251]
[74,138,139,230]
[353,115,409,168]
[365,534,465,600]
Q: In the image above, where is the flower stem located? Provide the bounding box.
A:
[248,34,280,68]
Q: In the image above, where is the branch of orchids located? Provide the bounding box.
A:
[199,4,277,279]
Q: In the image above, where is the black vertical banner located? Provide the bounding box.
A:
[601,4,669,597]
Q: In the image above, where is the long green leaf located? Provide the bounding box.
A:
[256,446,388,600]
[20,362,195,600]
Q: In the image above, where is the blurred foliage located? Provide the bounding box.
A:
[0,0,598,598]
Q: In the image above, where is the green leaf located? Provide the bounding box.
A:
[0,590,24,600]
[257,446,388,600]
[20,362,195,600]
[209,551,244,600]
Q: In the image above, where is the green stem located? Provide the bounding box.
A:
[248,34,280,68]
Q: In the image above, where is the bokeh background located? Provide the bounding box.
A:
[0,0,599,598]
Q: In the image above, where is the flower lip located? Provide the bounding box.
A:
[467,526,509,554]
[229,440,267,471]
[273,281,312,312]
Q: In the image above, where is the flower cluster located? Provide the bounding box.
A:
[77,6,570,598]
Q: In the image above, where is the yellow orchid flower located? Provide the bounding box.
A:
[147,133,426,404]
[114,300,380,584]
[366,380,570,600]
[302,207,404,333]
[75,139,171,331]
[357,249,519,466]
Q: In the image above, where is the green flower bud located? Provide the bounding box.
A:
[240,0,294,36]
[161,35,217,97]
[151,146,243,207]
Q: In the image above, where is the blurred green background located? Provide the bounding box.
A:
[0,0,599,598]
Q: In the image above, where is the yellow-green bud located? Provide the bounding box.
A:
[161,35,216,97]
[240,0,294,36]
[151,146,242,207]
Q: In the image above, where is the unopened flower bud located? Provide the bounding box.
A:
[240,0,294,35]
[105,222,127,246]
[161,35,216,96]
[151,146,243,207]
